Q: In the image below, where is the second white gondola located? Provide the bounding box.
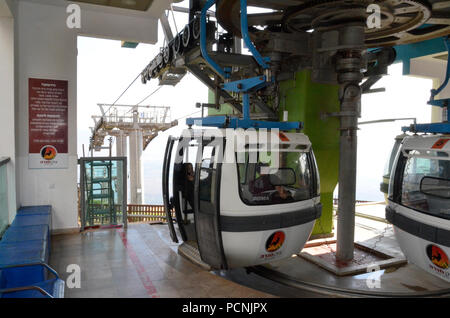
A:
[387,134,450,282]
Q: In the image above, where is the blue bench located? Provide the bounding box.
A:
[0,240,49,284]
[10,214,52,249]
[11,214,52,231]
[2,225,49,243]
[0,206,64,298]
[17,205,52,216]
[0,264,64,298]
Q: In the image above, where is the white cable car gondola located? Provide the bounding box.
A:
[163,128,322,269]
[386,134,450,281]
[387,35,450,281]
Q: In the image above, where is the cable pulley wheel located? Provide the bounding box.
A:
[216,0,450,47]
[163,46,171,64]
[182,24,191,48]
[192,17,201,40]
[173,35,182,56]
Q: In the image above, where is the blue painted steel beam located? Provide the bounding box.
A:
[428,99,450,108]
[242,94,251,121]
[428,36,450,108]
[186,116,228,128]
[240,0,270,69]
[394,37,447,75]
[402,122,450,134]
[189,0,301,131]
[186,116,302,130]
[222,75,268,93]
[200,0,230,79]
[188,73,302,130]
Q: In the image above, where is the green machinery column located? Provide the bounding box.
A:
[279,70,339,236]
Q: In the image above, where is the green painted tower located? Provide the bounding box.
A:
[279,70,340,236]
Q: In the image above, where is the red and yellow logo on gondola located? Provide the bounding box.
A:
[278,132,290,142]
[40,145,57,161]
[426,244,449,270]
[266,231,285,252]
[432,139,450,150]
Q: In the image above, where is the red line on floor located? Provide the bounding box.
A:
[118,229,159,298]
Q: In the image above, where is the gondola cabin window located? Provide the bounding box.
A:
[236,149,314,205]
[401,150,450,219]
[199,146,217,203]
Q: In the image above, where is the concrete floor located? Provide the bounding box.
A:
[49,203,450,298]
[49,223,275,298]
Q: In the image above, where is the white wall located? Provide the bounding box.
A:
[15,1,79,230]
[80,9,157,44]
[12,0,164,230]
[0,1,17,223]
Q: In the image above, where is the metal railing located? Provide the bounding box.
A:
[127,204,174,223]
[333,198,374,205]
[77,203,175,227]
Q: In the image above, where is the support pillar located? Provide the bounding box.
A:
[116,133,128,157]
[129,110,143,204]
[279,70,340,237]
[335,48,364,262]
[115,133,127,206]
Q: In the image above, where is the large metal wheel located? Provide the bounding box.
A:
[216,0,450,47]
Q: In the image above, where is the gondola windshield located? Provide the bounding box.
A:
[236,149,317,205]
[399,150,450,219]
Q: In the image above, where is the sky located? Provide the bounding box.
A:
[357,63,432,201]
[77,1,433,204]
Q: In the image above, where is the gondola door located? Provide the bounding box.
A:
[194,138,227,269]
[172,136,199,242]
[162,136,178,243]
[163,134,200,243]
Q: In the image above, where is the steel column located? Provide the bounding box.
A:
[115,133,128,157]
[335,49,364,262]
[129,110,144,204]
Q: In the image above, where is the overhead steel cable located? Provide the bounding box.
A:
[121,85,165,116]
[175,110,202,121]
[136,86,163,106]
[105,72,142,116]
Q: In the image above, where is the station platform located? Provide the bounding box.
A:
[49,203,450,298]
[49,223,274,298]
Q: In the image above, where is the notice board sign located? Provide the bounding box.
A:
[28,78,68,169]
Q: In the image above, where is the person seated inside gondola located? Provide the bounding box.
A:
[270,178,294,203]
[249,164,275,195]
[249,165,293,202]
[183,163,195,212]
